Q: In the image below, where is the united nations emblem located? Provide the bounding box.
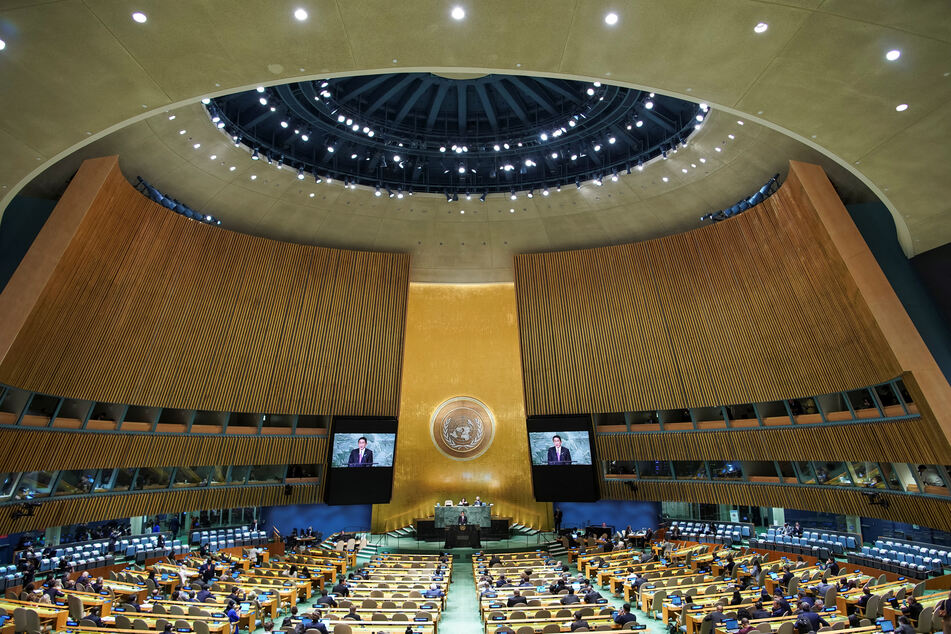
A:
[430,397,495,460]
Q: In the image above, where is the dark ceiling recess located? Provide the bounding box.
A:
[208,73,703,199]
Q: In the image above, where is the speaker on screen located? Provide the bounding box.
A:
[323,416,398,505]
[527,415,599,502]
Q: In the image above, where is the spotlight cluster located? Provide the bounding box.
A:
[699,173,780,223]
[136,176,222,226]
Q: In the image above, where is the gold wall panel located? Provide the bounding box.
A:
[0,428,327,471]
[0,157,409,416]
[0,483,321,535]
[514,164,902,415]
[601,479,951,533]
[596,416,951,465]
[371,283,550,532]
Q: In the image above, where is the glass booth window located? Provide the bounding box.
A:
[54,470,97,496]
[17,471,55,498]
[637,461,672,479]
[247,465,284,483]
[673,461,707,480]
[814,462,853,486]
[710,461,743,479]
[134,467,172,490]
[0,473,18,500]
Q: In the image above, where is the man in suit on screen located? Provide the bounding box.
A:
[547,435,572,465]
[347,437,374,467]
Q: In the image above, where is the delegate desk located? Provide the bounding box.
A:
[435,505,492,528]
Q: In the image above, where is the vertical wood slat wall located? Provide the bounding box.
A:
[595,418,951,465]
[0,429,328,471]
[0,163,410,416]
[600,480,951,533]
[0,484,322,535]
[514,173,902,416]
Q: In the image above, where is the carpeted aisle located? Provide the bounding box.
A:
[439,552,486,633]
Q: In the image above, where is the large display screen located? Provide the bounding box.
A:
[324,417,397,505]
[330,433,396,467]
[528,431,593,466]
[527,415,599,502]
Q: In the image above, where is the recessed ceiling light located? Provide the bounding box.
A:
[229,166,236,171]
[293,8,308,21]
[193,143,201,149]
[886,49,901,61]
[662,177,669,182]
[451,6,466,20]
[0,39,5,51]
[167,115,175,120]
[510,208,515,213]
[715,147,722,152]
[179,129,186,135]
[250,175,257,180]
[604,12,619,25]
[728,134,735,139]
[895,103,908,111]
[209,154,217,160]
[754,22,768,33]
[131,11,147,23]
[737,120,744,125]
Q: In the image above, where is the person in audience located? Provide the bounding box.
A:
[795,603,829,633]
[85,606,104,628]
[896,616,916,634]
[705,602,728,624]
[856,587,873,614]
[583,583,603,603]
[488,554,502,567]
[614,603,637,626]
[902,596,923,625]
[771,597,790,617]
[315,589,337,608]
[797,590,814,608]
[227,585,246,603]
[195,582,214,603]
[281,605,300,629]
[331,576,350,597]
[424,583,445,599]
[724,555,736,576]
[560,588,581,605]
[46,579,65,602]
[826,557,840,576]
[507,589,528,607]
[780,565,794,587]
[669,524,682,540]
[730,588,744,606]
[794,555,807,569]
[931,591,951,634]
[549,577,567,594]
[737,617,756,634]
[570,610,591,632]
[225,599,241,634]
[342,605,361,621]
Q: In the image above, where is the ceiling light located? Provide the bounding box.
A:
[229,166,236,171]
[636,120,644,128]
[346,118,353,126]
[480,192,487,202]
[715,147,722,152]
[259,97,269,106]
[297,168,305,180]
[493,144,501,151]
[895,103,908,111]
[280,121,289,128]
[568,120,576,127]
[696,114,704,122]
[611,174,618,182]
[301,134,309,141]
[451,6,466,20]
[367,131,374,137]
[503,143,510,149]
[608,136,616,144]
[309,193,315,198]
[397,190,404,199]
[604,12,619,25]
[586,88,595,96]
[644,101,653,109]
[201,98,211,105]
[737,120,745,125]
[466,192,472,200]
[699,158,706,163]
[439,146,446,153]
[131,11,147,23]
[209,154,217,160]
[570,154,577,161]
[527,189,534,198]
[250,175,257,180]
[168,115,176,120]
[375,186,382,197]
[728,134,735,139]
[327,145,335,152]
[251,149,260,160]
[595,177,603,186]
[350,153,358,159]
[681,168,688,173]
[593,144,601,151]
[636,161,644,171]
[337,115,346,123]
[551,152,559,159]
[754,22,768,33]
[393,155,401,161]
[179,129,186,135]
[540,132,548,141]
[192,143,200,149]
[662,177,669,182]
[458,165,466,174]
[294,8,308,21]
[460,209,465,214]
[256,86,265,93]
[542,188,550,196]
[510,191,517,200]
[885,49,901,61]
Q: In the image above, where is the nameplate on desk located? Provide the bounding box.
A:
[415,617,430,621]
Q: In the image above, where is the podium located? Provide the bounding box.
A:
[445,524,481,548]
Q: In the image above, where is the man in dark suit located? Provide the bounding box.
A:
[507,590,528,607]
[347,437,373,467]
[458,511,468,526]
[547,435,572,465]
[560,588,581,605]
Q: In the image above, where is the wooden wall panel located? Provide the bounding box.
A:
[0,483,321,534]
[0,428,327,471]
[514,166,902,415]
[601,479,951,533]
[0,157,409,416]
[596,417,951,464]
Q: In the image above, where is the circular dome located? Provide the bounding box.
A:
[209,73,702,197]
